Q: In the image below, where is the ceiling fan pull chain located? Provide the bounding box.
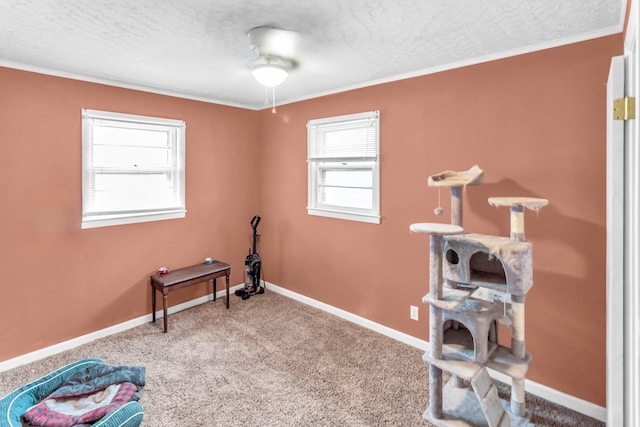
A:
[272,86,277,114]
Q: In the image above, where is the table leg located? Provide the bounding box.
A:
[213,278,217,301]
[225,272,230,309]
[151,284,156,323]
[163,291,168,333]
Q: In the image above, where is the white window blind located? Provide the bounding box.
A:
[307,110,380,224]
[81,109,186,229]
[307,112,379,162]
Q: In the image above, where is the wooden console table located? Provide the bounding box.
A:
[150,261,231,333]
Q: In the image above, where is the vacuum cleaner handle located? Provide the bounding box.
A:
[250,216,261,254]
[251,215,261,231]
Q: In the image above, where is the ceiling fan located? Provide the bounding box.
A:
[246,26,299,111]
[246,26,299,88]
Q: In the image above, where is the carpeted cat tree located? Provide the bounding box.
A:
[410,165,547,427]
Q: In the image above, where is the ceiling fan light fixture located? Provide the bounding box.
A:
[251,63,289,87]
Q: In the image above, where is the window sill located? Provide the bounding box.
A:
[307,208,380,224]
[82,210,186,229]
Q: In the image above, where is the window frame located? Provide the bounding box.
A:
[81,109,186,229]
[307,110,380,224]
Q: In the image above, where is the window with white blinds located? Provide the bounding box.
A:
[307,110,380,223]
[81,109,186,229]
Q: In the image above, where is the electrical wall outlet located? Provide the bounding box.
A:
[410,305,419,320]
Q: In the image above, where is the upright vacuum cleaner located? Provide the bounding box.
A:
[235,215,264,300]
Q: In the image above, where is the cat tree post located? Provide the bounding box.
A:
[430,232,444,419]
[509,205,526,242]
[450,186,463,226]
[410,222,464,420]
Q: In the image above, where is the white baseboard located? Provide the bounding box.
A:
[0,280,606,422]
[0,284,245,373]
[264,281,607,423]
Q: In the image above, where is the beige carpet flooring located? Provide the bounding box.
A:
[0,291,604,426]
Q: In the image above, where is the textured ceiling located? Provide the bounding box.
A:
[0,0,627,110]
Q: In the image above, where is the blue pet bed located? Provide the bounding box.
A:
[0,358,144,427]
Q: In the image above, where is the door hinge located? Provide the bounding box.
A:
[613,97,636,120]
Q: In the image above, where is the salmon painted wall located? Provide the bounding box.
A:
[0,67,259,361]
[256,34,623,406]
